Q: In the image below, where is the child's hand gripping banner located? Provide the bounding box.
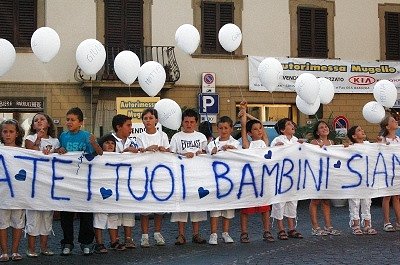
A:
[0,143,399,213]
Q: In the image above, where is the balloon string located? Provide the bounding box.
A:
[90,79,93,133]
[128,84,132,97]
[230,53,244,101]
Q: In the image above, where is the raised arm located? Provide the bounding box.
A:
[239,101,250,149]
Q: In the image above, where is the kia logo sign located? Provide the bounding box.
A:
[349,75,376,85]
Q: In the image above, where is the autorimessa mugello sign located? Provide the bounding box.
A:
[249,56,400,93]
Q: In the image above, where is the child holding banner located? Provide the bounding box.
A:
[207,116,239,245]
[170,108,208,245]
[0,119,25,261]
[270,118,303,240]
[57,107,103,256]
[378,116,400,232]
[111,114,138,249]
[309,120,341,236]
[93,134,125,253]
[136,108,170,247]
[238,102,274,243]
[25,113,60,257]
[346,125,377,235]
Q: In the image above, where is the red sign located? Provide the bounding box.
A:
[332,115,349,130]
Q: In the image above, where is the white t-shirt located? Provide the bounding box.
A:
[112,133,138,153]
[26,134,60,152]
[249,139,267,149]
[170,131,207,154]
[207,136,240,153]
[270,135,299,147]
[385,136,400,144]
[136,130,170,149]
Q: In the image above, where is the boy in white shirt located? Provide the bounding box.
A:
[207,116,240,245]
[170,109,208,245]
[270,118,303,240]
[111,114,139,249]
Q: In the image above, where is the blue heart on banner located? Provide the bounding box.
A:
[84,154,95,161]
[15,169,27,181]
[100,187,112,200]
[264,150,272,159]
[334,160,341,168]
[198,187,209,199]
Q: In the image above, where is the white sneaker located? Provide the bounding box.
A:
[154,232,166,246]
[141,234,150,248]
[208,233,218,245]
[222,232,234,243]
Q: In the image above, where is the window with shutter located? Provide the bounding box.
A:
[0,0,37,47]
[385,12,400,60]
[105,0,143,52]
[201,1,234,54]
[297,6,328,58]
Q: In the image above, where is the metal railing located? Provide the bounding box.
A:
[75,45,180,83]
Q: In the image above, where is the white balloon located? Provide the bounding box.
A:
[318,77,335,104]
[175,24,200,55]
[257,57,283,92]
[296,95,321,116]
[362,101,385,124]
[295,73,320,104]
[218,23,242,52]
[75,39,106,75]
[0,39,16,76]
[114,51,140,85]
[31,27,60,63]
[154,99,182,130]
[373,80,397,108]
[138,61,166,97]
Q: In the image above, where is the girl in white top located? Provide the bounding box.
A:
[270,118,304,240]
[378,116,400,232]
[136,108,170,247]
[347,125,377,235]
[309,121,340,236]
[0,119,25,262]
[24,113,60,257]
[207,116,240,245]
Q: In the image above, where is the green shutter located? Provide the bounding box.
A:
[385,12,400,60]
[298,7,328,58]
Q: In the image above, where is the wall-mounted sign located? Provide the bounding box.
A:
[0,98,44,111]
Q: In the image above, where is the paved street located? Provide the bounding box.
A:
[8,200,400,265]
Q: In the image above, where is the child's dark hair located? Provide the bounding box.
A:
[141,108,158,119]
[199,121,213,139]
[312,120,329,139]
[275,118,291,135]
[218,116,234,128]
[98,133,116,150]
[182,109,199,122]
[379,115,392,137]
[67,107,84,122]
[29,113,57,138]
[0,119,24,147]
[246,119,262,133]
[112,114,132,132]
[347,125,359,143]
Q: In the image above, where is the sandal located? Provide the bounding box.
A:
[288,229,303,239]
[277,230,288,240]
[363,226,377,235]
[0,254,9,262]
[383,223,396,232]
[395,223,400,231]
[311,227,328,236]
[263,231,275,242]
[352,226,363,235]
[240,232,250,243]
[175,234,186,245]
[324,226,341,236]
[11,253,22,261]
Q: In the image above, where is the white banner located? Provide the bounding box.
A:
[1,143,399,213]
[249,56,400,93]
